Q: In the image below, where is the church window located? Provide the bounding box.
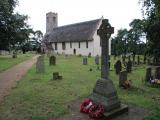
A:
[47,17,49,23]
[70,42,72,48]
[86,41,88,48]
[78,42,80,48]
[62,42,66,50]
[55,42,57,50]
[53,17,56,23]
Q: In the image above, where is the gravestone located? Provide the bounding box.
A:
[126,60,132,73]
[155,67,160,79]
[145,67,152,82]
[49,56,56,65]
[115,60,122,74]
[53,72,62,80]
[137,56,140,65]
[90,19,128,118]
[144,55,146,64]
[119,71,127,87]
[122,55,126,65]
[83,57,88,65]
[12,51,17,58]
[88,53,91,57]
[36,55,44,73]
[128,55,131,61]
[95,55,100,65]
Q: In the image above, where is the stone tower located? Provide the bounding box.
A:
[46,12,58,33]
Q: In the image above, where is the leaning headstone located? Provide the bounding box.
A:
[95,55,100,65]
[126,60,132,73]
[115,60,122,74]
[145,67,152,82]
[36,56,44,73]
[49,56,56,65]
[155,67,160,79]
[119,71,127,87]
[83,57,88,65]
[90,19,128,118]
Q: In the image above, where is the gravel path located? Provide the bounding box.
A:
[0,55,38,102]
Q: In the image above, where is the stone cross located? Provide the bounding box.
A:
[97,19,114,80]
[91,19,128,115]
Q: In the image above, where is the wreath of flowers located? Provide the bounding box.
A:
[80,99,105,119]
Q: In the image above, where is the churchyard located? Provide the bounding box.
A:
[0,54,159,120]
[0,53,34,72]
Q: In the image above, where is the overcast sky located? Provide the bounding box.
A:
[15,0,142,36]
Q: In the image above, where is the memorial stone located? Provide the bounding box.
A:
[155,67,160,79]
[115,60,122,74]
[95,55,100,65]
[119,71,127,87]
[90,19,128,116]
[36,56,44,73]
[49,56,56,65]
[83,57,88,65]
[126,60,132,73]
[145,67,152,82]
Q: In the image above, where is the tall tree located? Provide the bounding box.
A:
[140,0,160,63]
[0,0,32,51]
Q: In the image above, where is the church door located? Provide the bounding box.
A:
[73,49,76,55]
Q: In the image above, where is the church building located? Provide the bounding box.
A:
[42,12,111,56]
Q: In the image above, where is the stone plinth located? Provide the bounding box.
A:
[90,79,120,112]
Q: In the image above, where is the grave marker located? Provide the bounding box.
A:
[36,55,44,73]
[90,19,128,117]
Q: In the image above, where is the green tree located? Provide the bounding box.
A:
[0,0,32,51]
[140,0,160,63]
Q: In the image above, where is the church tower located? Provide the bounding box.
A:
[46,12,58,33]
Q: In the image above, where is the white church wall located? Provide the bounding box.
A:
[52,41,94,56]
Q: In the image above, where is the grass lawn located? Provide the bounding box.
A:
[0,53,34,72]
[0,55,159,120]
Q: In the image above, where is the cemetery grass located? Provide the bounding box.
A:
[0,55,159,120]
[0,53,34,72]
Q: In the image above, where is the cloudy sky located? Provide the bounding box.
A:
[15,0,143,35]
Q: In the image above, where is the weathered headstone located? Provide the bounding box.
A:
[126,60,132,73]
[49,56,56,65]
[88,53,91,57]
[145,67,152,82]
[12,51,17,58]
[115,60,122,74]
[119,71,127,87]
[90,19,128,118]
[155,67,160,79]
[95,55,100,65]
[122,55,126,65]
[83,57,88,65]
[137,55,140,65]
[36,56,44,73]
[53,72,62,80]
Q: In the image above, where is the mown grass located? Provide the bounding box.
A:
[0,55,159,120]
[0,53,34,72]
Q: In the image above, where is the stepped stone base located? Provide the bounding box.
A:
[103,104,128,119]
[90,78,128,119]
